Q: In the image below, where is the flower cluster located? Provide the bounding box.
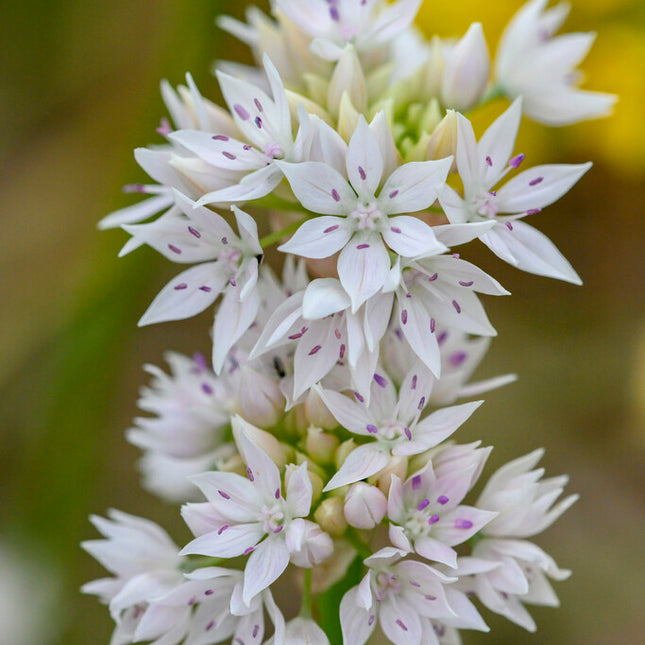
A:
[84,1,610,643]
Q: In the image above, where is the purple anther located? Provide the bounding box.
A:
[324,225,339,233]
[452,300,461,314]
[358,166,366,180]
[526,208,541,215]
[428,272,438,281]
[275,488,281,499]
[218,490,230,499]
[449,351,467,367]
[254,98,263,112]
[412,475,422,490]
[505,221,513,231]
[417,498,430,511]
[199,286,212,292]
[212,134,229,141]
[229,277,237,287]
[418,396,425,410]
[389,189,399,199]
[309,345,322,355]
[529,176,544,186]
[188,226,201,238]
[335,328,342,339]
[156,117,171,137]
[288,332,303,340]
[373,373,387,388]
[401,309,408,325]
[243,144,253,150]
[395,619,408,631]
[188,596,197,606]
[194,352,208,370]
[458,280,473,287]
[437,330,447,345]
[273,526,283,534]
[168,244,182,254]
[205,589,214,595]
[390,226,402,234]
[485,156,493,167]
[366,424,378,434]
[243,546,255,555]
[201,382,214,395]
[330,5,340,20]
[368,615,376,626]
[123,183,145,193]
[255,116,263,129]
[354,391,364,403]
[411,374,418,390]
[357,243,370,249]
[217,525,229,535]
[174,283,188,291]
[437,495,449,505]
[455,519,474,529]
[409,580,421,587]
[339,343,346,359]
[331,189,340,202]
[428,514,440,525]
[234,104,250,120]
[510,153,525,169]
[430,318,436,333]
[247,467,255,482]
[221,236,228,244]
[452,253,460,259]
[404,427,412,440]
[206,621,215,631]
[222,151,236,160]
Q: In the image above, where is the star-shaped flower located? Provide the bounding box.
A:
[278,114,451,311]
[438,98,591,283]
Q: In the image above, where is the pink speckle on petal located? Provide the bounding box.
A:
[389,189,399,198]
[486,156,493,167]
[309,345,322,355]
[452,300,461,314]
[212,134,229,141]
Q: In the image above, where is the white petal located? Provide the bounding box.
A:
[278,216,351,259]
[139,263,225,326]
[303,278,351,319]
[414,400,483,449]
[99,194,173,230]
[382,216,446,258]
[379,595,422,645]
[180,523,265,558]
[293,320,341,399]
[454,113,481,195]
[243,536,290,605]
[397,295,441,377]
[196,164,283,206]
[346,115,384,200]
[339,587,377,645]
[232,206,262,254]
[481,221,582,284]
[286,462,313,518]
[338,234,391,312]
[315,387,372,435]
[276,161,355,215]
[323,444,390,491]
[379,158,452,214]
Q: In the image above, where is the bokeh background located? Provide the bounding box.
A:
[1,1,643,643]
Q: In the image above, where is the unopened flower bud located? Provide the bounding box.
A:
[314,497,347,537]
[335,439,356,470]
[427,110,458,165]
[231,416,288,469]
[369,455,408,495]
[236,367,285,428]
[216,452,246,476]
[283,617,330,645]
[306,426,340,465]
[327,45,367,118]
[441,22,490,111]
[305,390,338,430]
[282,404,309,436]
[289,520,334,568]
[344,482,387,529]
[285,463,324,506]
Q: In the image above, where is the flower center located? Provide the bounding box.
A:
[474,192,499,218]
[263,142,283,159]
[350,202,383,231]
[376,572,401,599]
[260,502,285,534]
[379,418,407,441]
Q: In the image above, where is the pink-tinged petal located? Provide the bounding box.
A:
[188,471,259,521]
[437,507,498,546]
[196,164,283,206]
[338,234,391,312]
[323,444,391,491]
[180,522,265,558]
[387,475,406,523]
[302,278,351,319]
[284,517,307,553]
[397,363,435,426]
[478,98,523,190]
[138,263,226,326]
[388,524,413,553]
[286,463,313,518]
[262,54,292,142]
[172,189,236,240]
[382,216,446,258]
[276,161,355,215]
[370,111,401,180]
[433,221,496,246]
[264,588,286,644]
[181,502,230,537]
[443,587,489,631]
[414,401,483,449]
[251,292,304,355]
[379,595,423,645]
[243,536,290,605]
[364,0,423,48]
[340,587,377,645]
[233,610,265,645]
[481,220,582,284]
[233,421,282,502]
[379,158,452,214]
[99,193,174,230]
[396,295,441,377]
[455,113,481,194]
[212,286,260,373]
[496,162,592,213]
[278,216,351,259]
[315,387,372,435]
[414,535,458,568]
[134,603,190,642]
[346,116,384,200]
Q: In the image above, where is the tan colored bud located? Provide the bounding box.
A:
[311,539,357,593]
[335,439,356,470]
[305,389,338,430]
[327,45,367,118]
[337,92,361,142]
[314,497,347,537]
[285,463,324,506]
[369,455,408,495]
[305,426,340,465]
[282,404,309,436]
[427,110,458,166]
[216,452,246,477]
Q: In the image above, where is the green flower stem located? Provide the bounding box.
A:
[299,568,313,619]
[346,528,372,560]
[259,218,309,249]
[179,555,224,573]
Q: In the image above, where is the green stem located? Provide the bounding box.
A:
[299,568,313,618]
[259,218,310,248]
[346,528,372,560]
[179,555,225,573]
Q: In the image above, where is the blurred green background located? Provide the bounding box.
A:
[1,1,643,643]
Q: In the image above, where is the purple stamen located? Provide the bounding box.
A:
[437,495,449,505]
[254,98,263,112]
[455,519,474,529]
[324,225,339,233]
[505,221,513,231]
[358,166,366,180]
[410,580,421,587]
[458,280,473,287]
[206,621,215,631]
[188,226,201,238]
[354,391,364,403]
[526,208,541,215]
[396,619,408,631]
[244,546,255,555]
[199,286,212,292]
[201,382,214,395]
[221,236,228,245]
[309,345,322,355]
[373,373,387,388]
[174,283,188,291]
[404,427,412,440]
[529,176,544,186]
[428,272,438,281]
[401,309,408,325]
[273,525,283,533]
[368,615,376,626]
[412,475,422,490]
[437,330,447,345]
[288,332,303,340]
[255,116,263,129]
[275,488,281,499]
[418,396,425,410]
[330,6,340,20]
[390,226,402,233]
[510,153,525,169]
[389,189,399,198]
[449,351,467,367]
[217,525,229,535]
[452,300,461,314]
[205,589,214,595]
[411,374,417,390]
[428,514,440,525]
[335,328,342,339]
[234,104,250,120]
[366,424,378,434]
[331,189,340,202]
[339,344,346,359]
[247,467,255,482]
[243,144,253,151]
[485,156,493,167]
[430,318,436,333]
[212,134,229,141]
[218,490,230,500]
[417,498,430,511]
[168,244,182,254]
[222,151,236,160]
[425,594,437,601]
[357,243,370,249]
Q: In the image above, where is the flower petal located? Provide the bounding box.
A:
[346,115,384,200]
[278,216,351,259]
[302,278,352,319]
[243,536,290,605]
[339,586,377,645]
[382,216,447,258]
[323,444,390,491]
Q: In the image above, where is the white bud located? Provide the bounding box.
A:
[369,455,408,495]
[343,482,387,529]
[236,367,285,428]
[285,463,324,506]
[327,45,367,118]
[441,22,490,111]
[289,520,334,568]
[314,497,347,537]
[427,110,459,165]
[281,618,330,645]
[305,390,338,430]
[305,426,340,465]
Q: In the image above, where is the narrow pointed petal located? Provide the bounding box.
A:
[180,523,265,558]
[340,587,377,645]
[302,278,351,319]
[346,116,384,200]
[414,400,483,449]
[243,537,290,605]
[278,216,351,259]
[382,216,446,258]
[286,463,313,518]
[323,444,391,491]
[315,386,372,435]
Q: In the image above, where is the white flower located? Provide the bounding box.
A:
[387,462,497,568]
[267,617,330,645]
[180,419,330,606]
[275,0,423,62]
[124,190,262,372]
[81,510,185,645]
[316,367,482,490]
[344,482,388,529]
[439,99,591,283]
[339,547,457,645]
[495,0,617,126]
[277,114,451,311]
